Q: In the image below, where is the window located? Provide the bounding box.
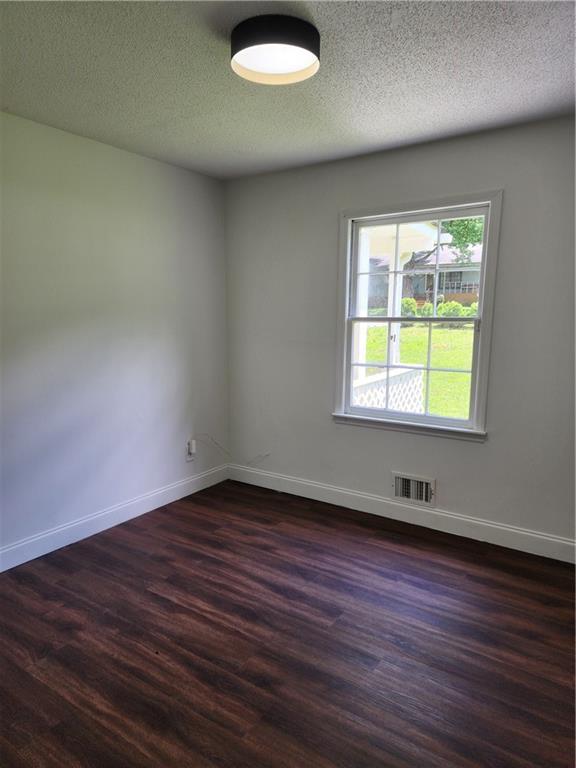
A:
[334,192,502,438]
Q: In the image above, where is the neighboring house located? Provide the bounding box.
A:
[364,220,482,310]
[406,244,482,307]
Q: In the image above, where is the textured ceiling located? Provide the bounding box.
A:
[1,1,574,178]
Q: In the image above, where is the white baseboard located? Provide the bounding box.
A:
[2,462,572,571]
[0,465,229,572]
[228,464,575,563]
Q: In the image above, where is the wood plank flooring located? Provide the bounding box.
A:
[0,480,573,767]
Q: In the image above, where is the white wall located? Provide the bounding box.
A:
[1,113,229,566]
[225,117,575,558]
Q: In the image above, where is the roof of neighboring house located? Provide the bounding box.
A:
[437,243,482,266]
[371,243,482,270]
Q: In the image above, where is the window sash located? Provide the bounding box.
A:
[346,318,481,426]
[349,208,487,322]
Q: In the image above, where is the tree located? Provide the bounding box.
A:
[441,217,484,264]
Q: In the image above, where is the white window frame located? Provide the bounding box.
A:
[333,191,502,440]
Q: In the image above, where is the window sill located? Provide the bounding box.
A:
[332,412,487,442]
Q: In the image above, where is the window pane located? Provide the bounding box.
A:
[428,371,472,420]
[393,272,434,316]
[355,273,390,316]
[357,224,396,273]
[387,368,426,414]
[352,322,388,365]
[390,322,429,367]
[430,322,474,370]
[437,271,479,310]
[398,220,438,271]
[351,365,387,410]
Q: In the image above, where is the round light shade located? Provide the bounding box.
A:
[231,15,320,85]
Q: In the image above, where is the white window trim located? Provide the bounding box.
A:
[333,190,503,440]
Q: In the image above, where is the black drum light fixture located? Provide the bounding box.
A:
[230,15,320,85]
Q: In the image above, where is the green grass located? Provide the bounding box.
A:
[365,324,473,419]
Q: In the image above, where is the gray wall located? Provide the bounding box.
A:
[225,117,575,542]
[1,113,228,548]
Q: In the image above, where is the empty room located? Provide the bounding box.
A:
[0,2,574,766]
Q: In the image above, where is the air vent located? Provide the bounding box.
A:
[392,473,436,507]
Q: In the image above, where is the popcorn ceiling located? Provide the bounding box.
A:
[1,1,573,178]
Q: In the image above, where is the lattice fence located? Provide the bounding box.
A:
[352,369,424,413]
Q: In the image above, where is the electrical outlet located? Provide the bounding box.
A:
[186,439,196,462]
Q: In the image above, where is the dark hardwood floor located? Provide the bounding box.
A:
[0,481,573,767]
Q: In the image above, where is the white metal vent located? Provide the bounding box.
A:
[392,473,436,507]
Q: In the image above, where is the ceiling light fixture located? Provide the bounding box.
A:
[231,15,320,85]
